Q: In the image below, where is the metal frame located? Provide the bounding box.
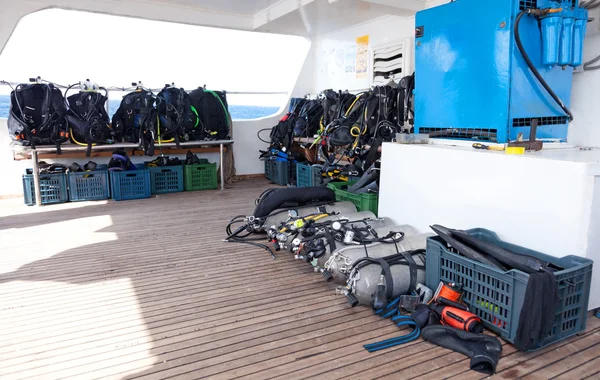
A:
[19,140,234,206]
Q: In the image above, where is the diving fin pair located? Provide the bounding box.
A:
[430,225,559,273]
[430,225,507,271]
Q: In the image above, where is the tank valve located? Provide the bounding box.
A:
[346,292,359,307]
[322,270,333,282]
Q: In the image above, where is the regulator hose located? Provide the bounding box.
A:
[224,215,276,259]
[515,10,574,121]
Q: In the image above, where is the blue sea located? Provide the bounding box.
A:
[0,95,279,120]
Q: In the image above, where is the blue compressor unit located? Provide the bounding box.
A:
[414,0,588,143]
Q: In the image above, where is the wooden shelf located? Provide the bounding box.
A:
[14,146,226,161]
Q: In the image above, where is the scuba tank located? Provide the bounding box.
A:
[226,187,356,260]
[287,211,385,261]
[322,229,431,284]
[345,249,426,307]
[294,215,398,265]
[269,211,376,254]
[257,201,357,233]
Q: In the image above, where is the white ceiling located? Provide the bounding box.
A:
[147,0,427,18]
[149,0,282,15]
[255,0,427,36]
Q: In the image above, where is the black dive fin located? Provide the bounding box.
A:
[430,225,507,271]
[450,229,549,274]
[422,325,502,375]
[348,163,379,193]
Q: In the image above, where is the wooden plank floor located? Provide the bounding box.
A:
[0,177,598,380]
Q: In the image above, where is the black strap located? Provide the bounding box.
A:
[396,249,418,294]
[86,143,92,157]
[376,257,394,301]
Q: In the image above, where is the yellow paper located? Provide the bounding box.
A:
[356,35,369,79]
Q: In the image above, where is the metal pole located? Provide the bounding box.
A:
[32,150,42,207]
[220,143,225,191]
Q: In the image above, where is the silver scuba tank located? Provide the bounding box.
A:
[302,210,378,226]
[317,224,421,274]
[296,216,398,264]
[260,201,357,231]
[322,230,431,284]
[347,249,427,307]
[281,211,377,254]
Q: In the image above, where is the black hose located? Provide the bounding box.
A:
[224,215,276,259]
[257,128,272,144]
[515,10,574,121]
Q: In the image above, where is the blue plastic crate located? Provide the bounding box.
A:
[271,160,290,186]
[68,165,110,202]
[23,172,69,206]
[147,165,184,194]
[264,158,275,182]
[296,163,313,187]
[312,164,324,187]
[425,228,593,351]
[109,165,151,201]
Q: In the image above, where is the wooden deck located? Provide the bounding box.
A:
[0,177,598,380]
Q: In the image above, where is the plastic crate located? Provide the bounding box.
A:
[184,163,217,191]
[23,172,69,206]
[147,165,184,194]
[296,163,313,187]
[312,164,324,186]
[425,228,593,351]
[327,180,379,215]
[67,165,110,202]
[264,158,276,182]
[297,163,325,187]
[109,165,151,201]
[271,159,290,186]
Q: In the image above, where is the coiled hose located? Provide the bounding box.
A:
[515,9,574,121]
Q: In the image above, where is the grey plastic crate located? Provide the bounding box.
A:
[425,228,593,351]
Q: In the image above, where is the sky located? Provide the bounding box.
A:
[0,9,311,106]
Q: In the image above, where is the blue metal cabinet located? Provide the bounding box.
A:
[415,0,581,143]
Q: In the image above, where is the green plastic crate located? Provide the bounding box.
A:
[184,163,217,191]
[327,180,378,215]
